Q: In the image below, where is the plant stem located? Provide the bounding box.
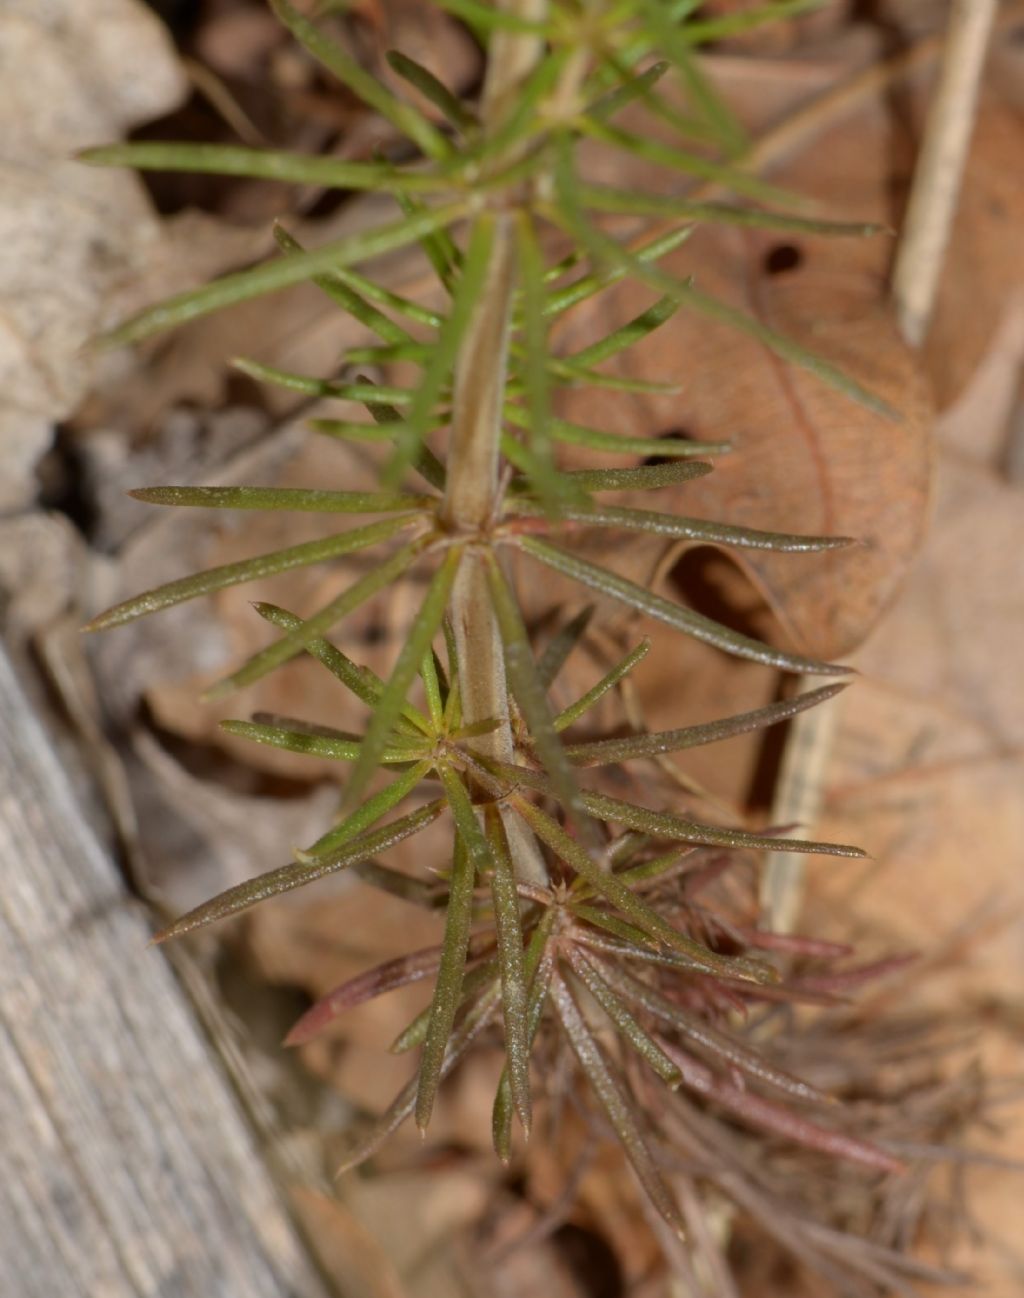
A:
[443,0,550,884]
[892,0,998,348]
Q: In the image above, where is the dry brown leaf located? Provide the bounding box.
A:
[806,334,1024,1296]
[556,222,932,660]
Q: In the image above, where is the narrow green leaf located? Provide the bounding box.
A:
[78,142,444,192]
[386,50,477,133]
[441,616,462,731]
[520,537,846,675]
[154,800,444,942]
[273,223,413,345]
[554,639,650,731]
[511,796,768,981]
[549,973,683,1234]
[537,605,594,689]
[218,719,424,765]
[565,683,847,765]
[232,358,414,405]
[676,282,896,416]
[492,910,557,1160]
[84,515,414,632]
[512,460,712,493]
[484,554,594,844]
[572,904,664,953]
[485,807,532,1136]
[515,211,559,504]
[507,408,728,459]
[338,547,461,815]
[432,0,548,32]
[552,142,893,415]
[681,0,824,44]
[542,224,694,319]
[312,389,448,493]
[531,360,679,395]
[352,860,444,909]
[396,189,462,294]
[387,214,495,485]
[498,759,865,861]
[597,958,826,1103]
[636,0,747,154]
[576,118,780,204]
[510,499,854,552]
[304,760,434,860]
[252,601,430,735]
[206,538,426,699]
[578,185,884,238]
[564,295,679,370]
[415,831,478,1130]
[584,61,670,123]
[129,486,435,514]
[311,264,443,330]
[566,947,681,1086]
[581,786,866,859]
[101,199,468,348]
[270,0,450,161]
[420,648,445,731]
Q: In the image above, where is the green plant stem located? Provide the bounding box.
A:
[442,0,552,885]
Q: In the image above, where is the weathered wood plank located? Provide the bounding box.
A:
[0,646,331,1298]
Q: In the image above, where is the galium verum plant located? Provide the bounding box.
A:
[82,0,906,1245]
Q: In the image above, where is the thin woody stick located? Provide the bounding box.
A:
[762,2,1000,933]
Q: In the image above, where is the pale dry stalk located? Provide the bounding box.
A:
[762,0,999,932]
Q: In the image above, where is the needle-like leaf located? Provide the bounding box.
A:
[269,0,450,162]
[273,223,415,346]
[514,212,561,504]
[511,795,769,981]
[554,639,650,732]
[550,973,684,1233]
[415,818,479,1130]
[566,946,682,1086]
[563,294,679,370]
[153,800,444,942]
[100,200,469,348]
[565,682,847,765]
[79,142,445,192]
[84,516,414,632]
[386,50,477,133]
[387,214,496,485]
[218,719,422,764]
[658,1039,903,1173]
[580,785,866,859]
[129,486,435,514]
[519,537,847,675]
[338,547,461,816]
[302,761,434,861]
[252,602,429,735]
[484,553,595,844]
[205,538,427,698]
[509,499,854,552]
[491,908,557,1160]
[485,807,533,1135]
[595,957,827,1103]
[512,460,712,493]
[578,185,884,238]
[537,605,595,689]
